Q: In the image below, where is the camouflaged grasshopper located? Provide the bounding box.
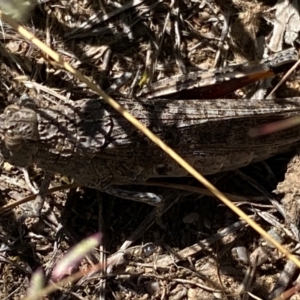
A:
[0,48,298,216]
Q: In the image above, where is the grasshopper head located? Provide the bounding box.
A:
[0,104,39,167]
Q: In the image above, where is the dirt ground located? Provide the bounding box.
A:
[0,0,300,299]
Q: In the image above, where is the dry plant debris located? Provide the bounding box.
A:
[0,0,300,299]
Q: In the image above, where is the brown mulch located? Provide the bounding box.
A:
[0,0,300,299]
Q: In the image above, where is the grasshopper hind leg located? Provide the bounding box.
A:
[18,173,52,221]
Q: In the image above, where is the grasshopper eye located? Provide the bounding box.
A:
[3,104,20,115]
[4,130,23,151]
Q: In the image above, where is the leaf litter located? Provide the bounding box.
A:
[0,0,300,299]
